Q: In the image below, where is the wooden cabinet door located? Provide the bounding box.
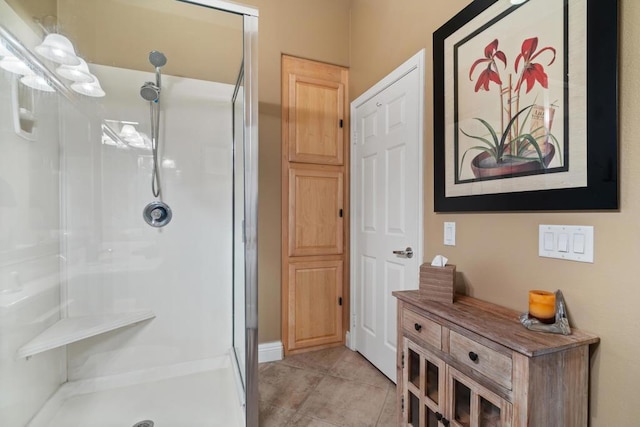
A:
[283,57,346,165]
[288,259,343,350]
[282,55,349,355]
[288,164,343,256]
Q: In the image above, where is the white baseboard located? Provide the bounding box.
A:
[258,341,283,363]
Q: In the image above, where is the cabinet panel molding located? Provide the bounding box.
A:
[288,165,343,257]
[287,259,343,351]
[287,74,344,165]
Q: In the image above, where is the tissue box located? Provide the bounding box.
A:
[419,264,455,303]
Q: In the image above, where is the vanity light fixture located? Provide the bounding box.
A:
[1,45,55,92]
[35,33,80,66]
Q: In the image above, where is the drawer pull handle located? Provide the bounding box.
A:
[414,323,422,332]
[442,418,450,426]
[468,351,479,362]
[435,412,443,421]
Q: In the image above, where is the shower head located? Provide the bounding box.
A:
[144,51,166,99]
[149,50,167,69]
[140,81,160,102]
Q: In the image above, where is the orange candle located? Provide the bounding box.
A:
[529,290,556,324]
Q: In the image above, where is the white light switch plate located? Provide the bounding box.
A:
[539,225,594,263]
[444,222,456,246]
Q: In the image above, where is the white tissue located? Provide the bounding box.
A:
[430,255,448,267]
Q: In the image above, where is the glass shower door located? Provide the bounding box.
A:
[232,69,246,388]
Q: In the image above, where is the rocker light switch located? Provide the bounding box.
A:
[444,222,456,246]
[543,232,554,251]
[539,225,594,263]
[557,233,569,252]
[573,234,586,254]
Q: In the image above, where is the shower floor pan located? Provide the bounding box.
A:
[28,358,244,427]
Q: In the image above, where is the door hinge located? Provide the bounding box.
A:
[338,297,343,306]
[339,208,343,218]
[401,396,405,412]
[401,350,405,369]
[339,119,343,128]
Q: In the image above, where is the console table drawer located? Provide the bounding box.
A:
[449,330,512,390]
[402,308,441,350]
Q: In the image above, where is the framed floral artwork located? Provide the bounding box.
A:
[433,0,618,212]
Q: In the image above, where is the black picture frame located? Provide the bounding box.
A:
[433,0,618,212]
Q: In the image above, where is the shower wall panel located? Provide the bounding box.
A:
[0,77,66,427]
[61,65,234,380]
[0,3,65,426]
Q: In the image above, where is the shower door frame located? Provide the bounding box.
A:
[178,1,259,426]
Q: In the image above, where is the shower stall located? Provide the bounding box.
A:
[0,0,258,426]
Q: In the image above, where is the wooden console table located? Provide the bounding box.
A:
[393,291,599,426]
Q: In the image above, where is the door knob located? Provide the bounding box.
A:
[392,247,413,258]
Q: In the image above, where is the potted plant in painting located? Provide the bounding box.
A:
[459,37,562,179]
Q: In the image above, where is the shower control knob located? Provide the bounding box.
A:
[143,201,172,227]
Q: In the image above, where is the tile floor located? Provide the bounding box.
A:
[259,346,397,426]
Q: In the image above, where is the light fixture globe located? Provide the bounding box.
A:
[35,34,81,66]
[20,75,55,92]
[0,55,34,75]
[71,76,105,97]
[56,58,93,82]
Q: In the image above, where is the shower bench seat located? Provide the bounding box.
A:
[17,310,155,359]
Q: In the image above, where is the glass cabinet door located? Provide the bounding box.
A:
[407,391,420,427]
[452,379,471,427]
[404,339,446,427]
[425,359,440,405]
[408,347,421,389]
[447,366,511,427]
[425,406,442,427]
[479,397,502,427]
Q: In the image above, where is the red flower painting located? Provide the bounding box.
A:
[469,39,507,92]
[514,37,556,93]
[461,36,560,179]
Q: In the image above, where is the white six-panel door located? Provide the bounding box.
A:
[351,51,424,382]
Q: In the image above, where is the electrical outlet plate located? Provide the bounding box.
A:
[538,225,594,263]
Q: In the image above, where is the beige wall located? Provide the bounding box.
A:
[246,0,351,343]
[5,0,243,83]
[5,0,56,35]
[57,0,243,84]
[350,0,638,425]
